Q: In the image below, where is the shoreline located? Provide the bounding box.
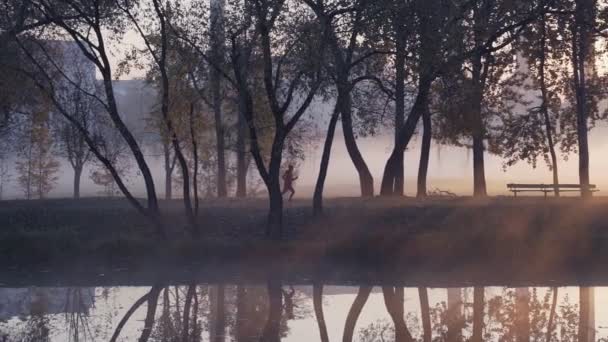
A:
[1,196,608,286]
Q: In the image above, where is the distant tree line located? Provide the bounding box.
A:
[1,0,607,239]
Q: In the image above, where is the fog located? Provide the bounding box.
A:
[4,94,608,200]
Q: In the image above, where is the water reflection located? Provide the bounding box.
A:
[0,283,604,341]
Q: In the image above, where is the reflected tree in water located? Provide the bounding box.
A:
[63,288,94,342]
[313,283,329,342]
[382,286,414,342]
[343,286,372,342]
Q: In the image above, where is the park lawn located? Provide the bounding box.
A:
[1,196,608,286]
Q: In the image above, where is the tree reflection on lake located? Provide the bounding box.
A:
[0,282,604,341]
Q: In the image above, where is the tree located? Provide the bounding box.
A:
[16,109,59,199]
[209,0,228,198]
[569,0,597,197]
[493,11,567,196]
[379,0,456,196]
[16,0,168,237]
[382,286,414,342]
[343,286,372,342]
[52,43,99,199]
[304,0,389,214]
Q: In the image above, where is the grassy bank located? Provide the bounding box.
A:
[2,196,608,285]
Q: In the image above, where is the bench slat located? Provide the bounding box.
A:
[507,184,597,189]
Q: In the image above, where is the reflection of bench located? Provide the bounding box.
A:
[507,184,598,197]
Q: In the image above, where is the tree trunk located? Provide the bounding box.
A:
[164,141,173,200]
[267,185,283,239]
[571,2,592,198]
[265,137,285,239]
[393,17,406,196]
[394,153,405,196]
[471,53,487,198]
[343,286,372,342]
[419,287,431,342]
[213,99,227,198]
[73,165,82,199]
[446,288,463,342]
[236,109,248,197]
[209,285,226,342]
[417,107,431,198]
[380,77,432,196]
[538,16,559,197]
[546,287,558,342]
[101,71,161,220]
[236,286,247,341]
[210,0,227,198]
[515,288,530,342]
[182,285,196,342]
[471,287,484,342]
[189,103,200,217]
[472,133,487,197]
[382,286,413,342]
[313,283,329,342]
[138,286,162,342]
[110,287,161,342]
[579,287,595,342]
[313,107,340,216]
[261,280,282,342]
[340,92,374,197]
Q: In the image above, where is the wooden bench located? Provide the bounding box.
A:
[507,183,598,197]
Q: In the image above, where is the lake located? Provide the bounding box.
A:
[0,273,605,341]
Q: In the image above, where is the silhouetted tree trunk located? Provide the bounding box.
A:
[189,103,200,217]
[546,287,558,342]
[393,13,407,196]
[343,286,372,342]
[163,141,174,200]
[313,107,340,216]
[571,0,593,198]
[210,0,227,198]
[267,155,284,239]
[261,280,282,342]
[381,77,432,196]
[470,51,488,198]
[417,107,431,198]
[303,3,376,198]
[340,89,374,197]
[382,286,414,342]
[313,283,329,342]
[236,111,248,197]
[471,287,484,342]
[73,164,82,199]
[419,287,431,342]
